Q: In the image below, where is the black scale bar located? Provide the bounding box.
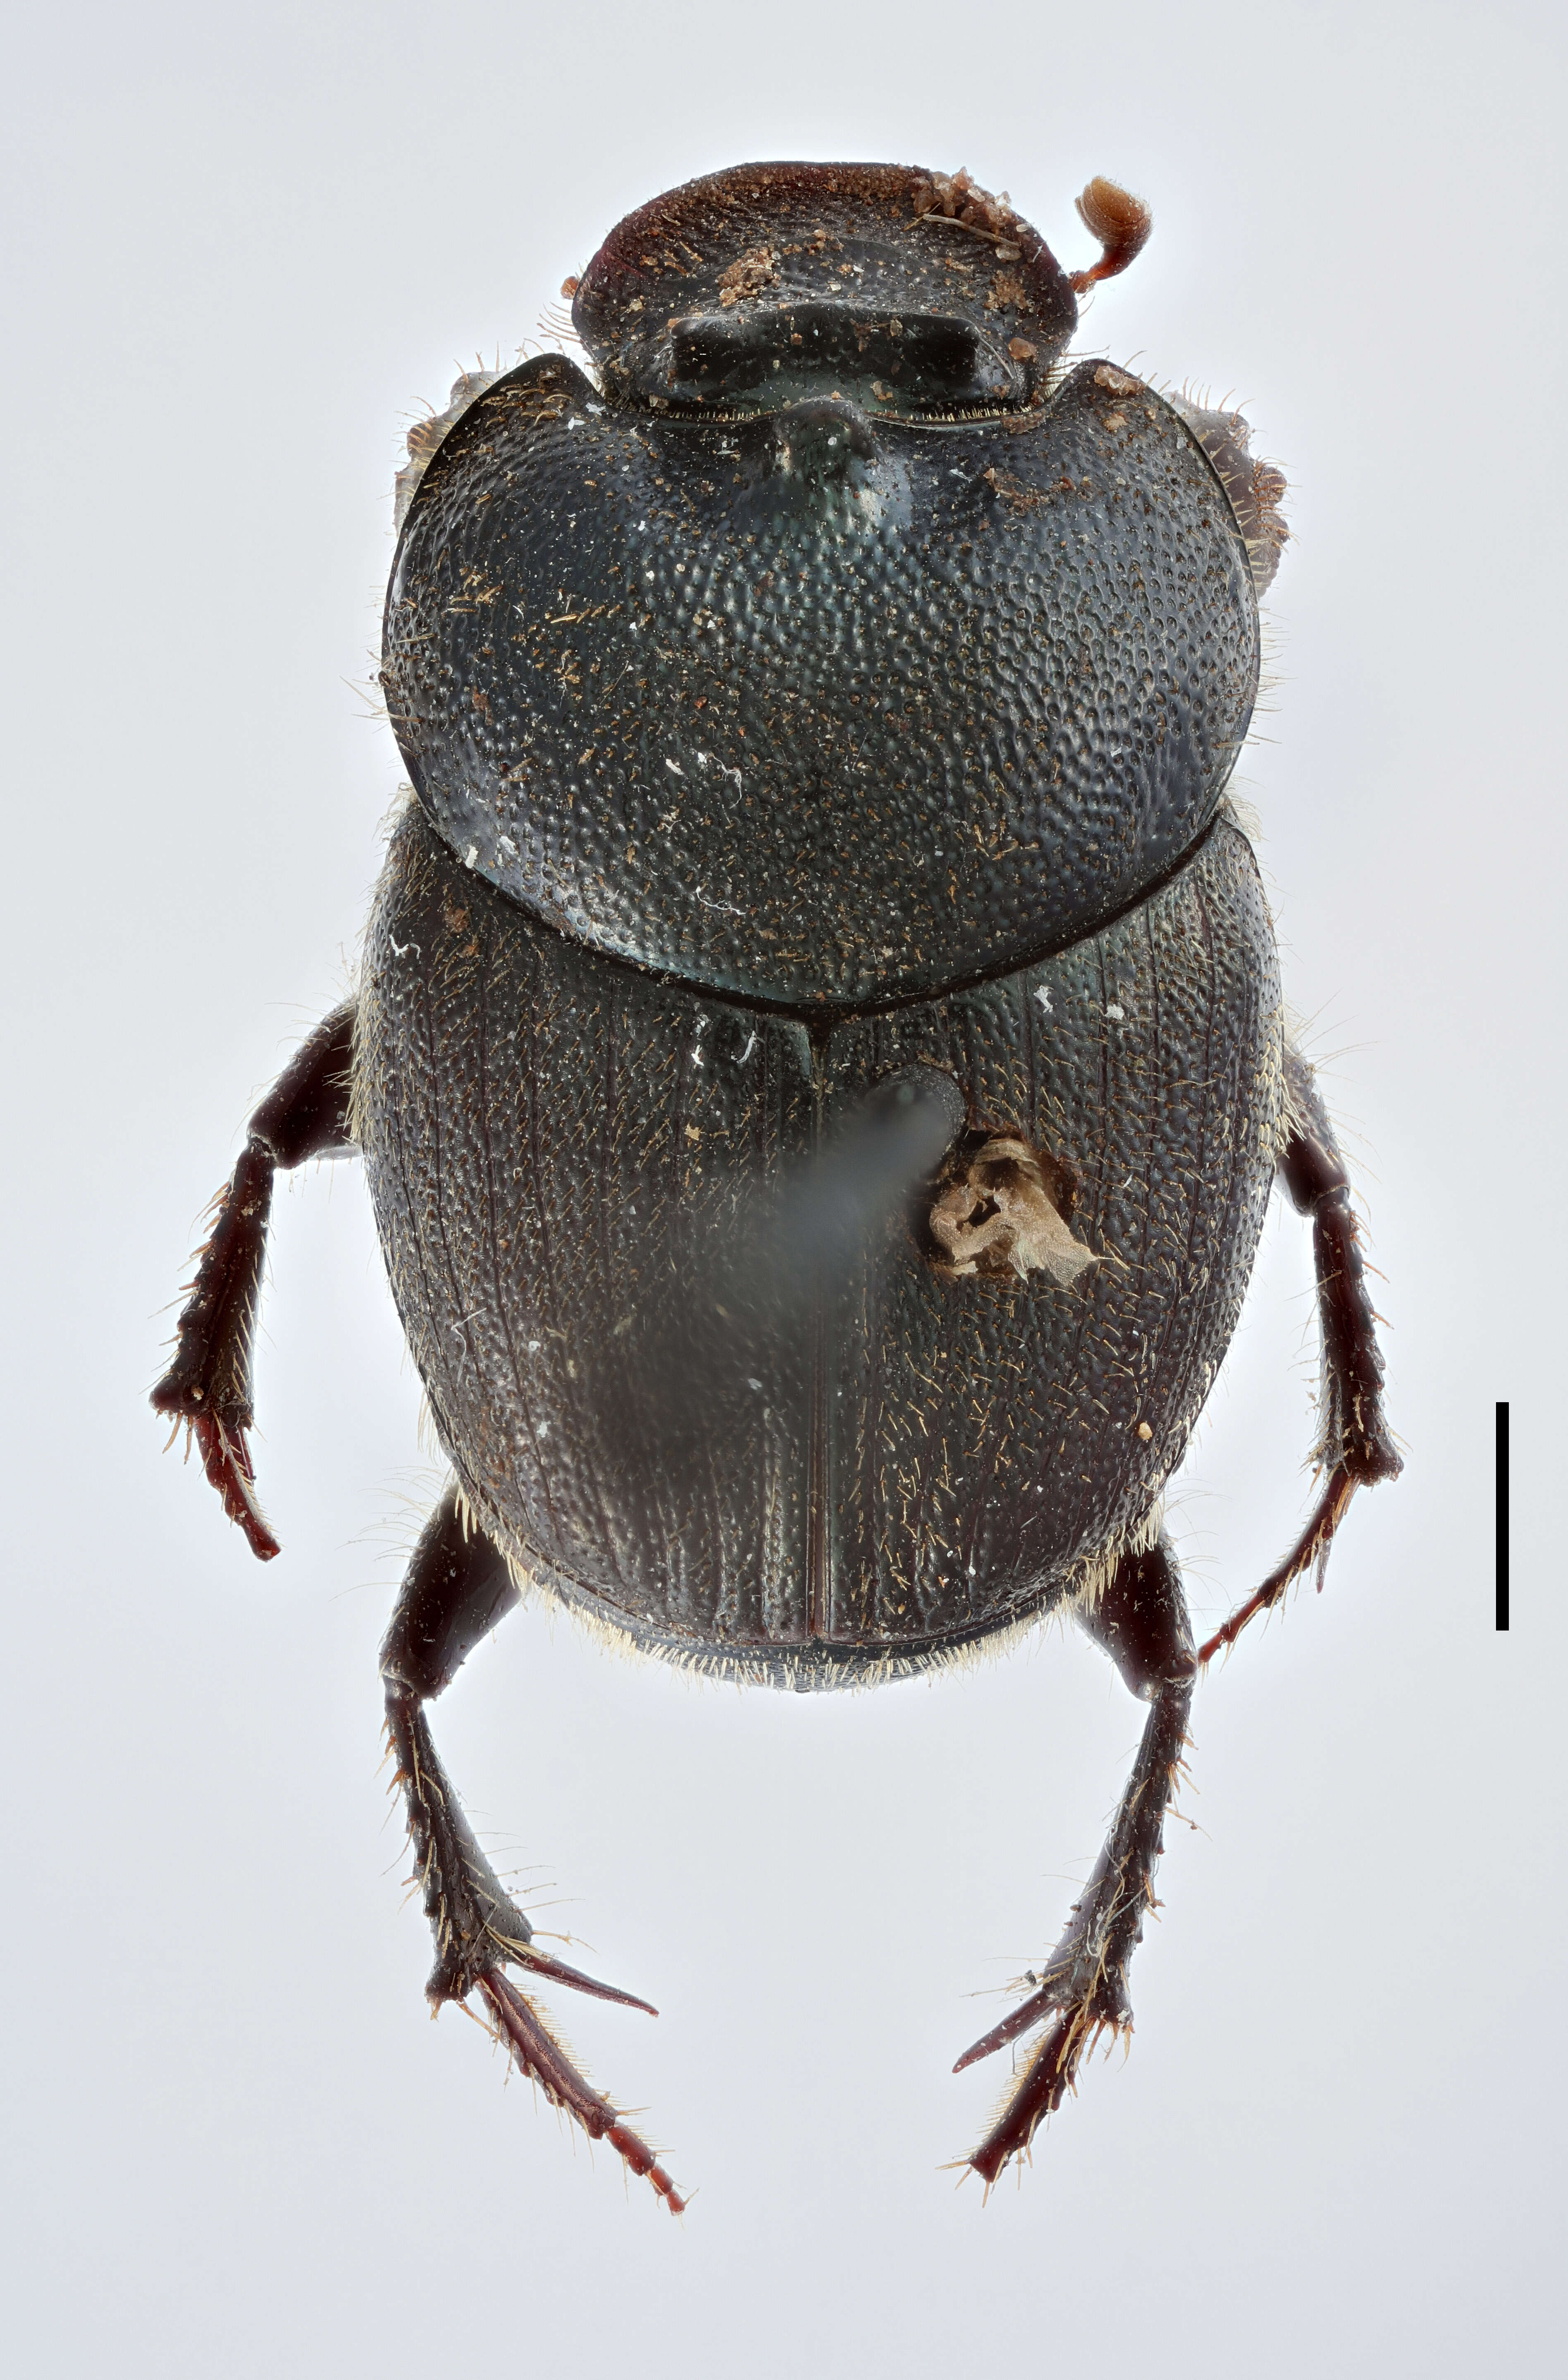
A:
[1496,1401,1510,1631]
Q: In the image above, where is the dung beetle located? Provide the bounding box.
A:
[152,160,1401,2212]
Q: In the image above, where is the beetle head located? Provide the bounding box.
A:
[571,162,1146,419]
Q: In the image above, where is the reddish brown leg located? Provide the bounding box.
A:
[1198,1044,1403,1668]
[382,1488,686,2214]
[150,1002,357,1556]
[956,1538,1194,2186]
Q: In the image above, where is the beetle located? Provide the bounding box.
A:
[152,160,1401,2212]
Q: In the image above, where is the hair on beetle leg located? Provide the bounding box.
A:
[1067,1504,1164,1621]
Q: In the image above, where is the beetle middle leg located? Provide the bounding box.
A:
[955,1536,1194,2184]
[381,1483,686,2214]
[1198,1041,1403,1666]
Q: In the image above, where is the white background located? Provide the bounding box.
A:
[5,2,1562,2371]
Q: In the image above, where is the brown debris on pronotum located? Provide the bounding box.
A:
[1071,176,1153,291]
[717,244,779,305]
[909,166,1024,247]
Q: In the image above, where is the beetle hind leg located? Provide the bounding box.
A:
[954,1537,1194,2185]
[382,1486,686,2214]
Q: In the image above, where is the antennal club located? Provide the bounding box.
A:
[1070,176,1152,292]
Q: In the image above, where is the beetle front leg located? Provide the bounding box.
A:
[382,1485,686,2215]
[1198,1042,1403,1666]
[955,1537,1194,2184]
[150,1001,357,1556]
